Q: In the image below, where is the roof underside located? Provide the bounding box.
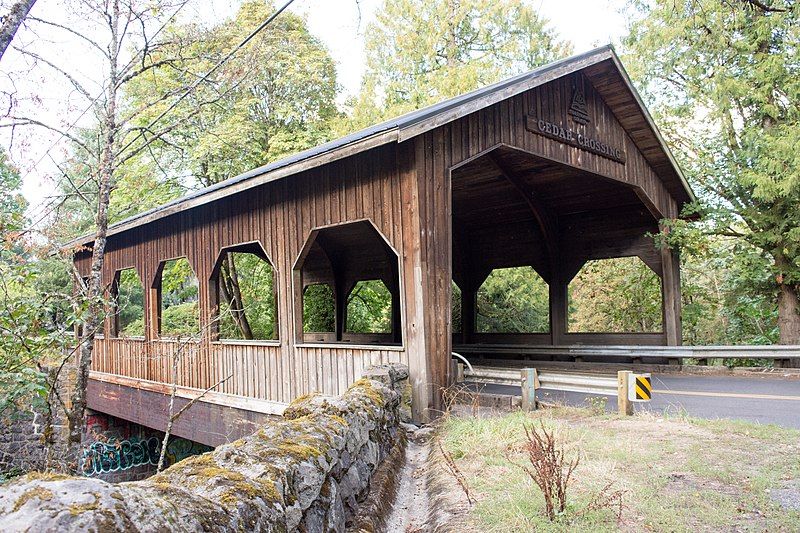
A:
[67,45,694,248]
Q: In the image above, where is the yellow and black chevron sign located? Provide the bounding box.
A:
[634,375,652,400]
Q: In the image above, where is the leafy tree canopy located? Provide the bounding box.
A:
[343,0,573,130]
[623,0,800,341]
[123,0,340,191]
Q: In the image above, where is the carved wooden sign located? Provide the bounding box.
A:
[526,86,626,164]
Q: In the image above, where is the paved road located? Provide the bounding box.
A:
[475,374,800,429]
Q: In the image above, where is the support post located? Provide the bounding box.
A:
[549,276,568,346]
[660,236,682,346]
[617,371,633,416]
[456,362,465,383]
[521,368,538,412]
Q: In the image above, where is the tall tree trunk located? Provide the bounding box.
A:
[220,255,253,339]
[774,252,800,347]
[777,282,800,345]
[0,0,36,61]
[68,0,118,463]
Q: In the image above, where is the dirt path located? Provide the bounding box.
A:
[382,429,431,532]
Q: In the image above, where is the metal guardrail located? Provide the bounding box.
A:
[453,344,800,361]
[462,366,618,395]
[458,364,647,415]
[537,372,617,395]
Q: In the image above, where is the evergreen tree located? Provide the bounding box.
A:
[624,0,800,343]
[344,0,573,130]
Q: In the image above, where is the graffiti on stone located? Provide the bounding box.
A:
[80,437,161,476]
[81,436,212,477]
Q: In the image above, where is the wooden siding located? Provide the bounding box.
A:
[77,68,683,421]
[87,377,277,447]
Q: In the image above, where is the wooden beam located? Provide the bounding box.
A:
[660,239,682,346]
[87,372,285,447]
[487,152,558,281]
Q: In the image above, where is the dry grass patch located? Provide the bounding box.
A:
[439,407,800,532]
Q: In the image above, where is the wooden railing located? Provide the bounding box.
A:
[91,337,408,405]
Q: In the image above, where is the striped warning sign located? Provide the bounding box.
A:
[634,375,652,400]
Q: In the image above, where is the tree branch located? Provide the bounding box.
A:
[0,0,36,61]
[0,116,94,155]
[27,15,109,58]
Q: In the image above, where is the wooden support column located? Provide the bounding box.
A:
[389,272,402,344]
[148,282,161,341]
[333,278,350,343]
[660,241,682,346]
[549,274,568,346]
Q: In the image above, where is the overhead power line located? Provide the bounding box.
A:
[20,0,191,226]
[115,0,297,158]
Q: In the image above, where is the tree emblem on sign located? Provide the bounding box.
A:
[568,86,590,125]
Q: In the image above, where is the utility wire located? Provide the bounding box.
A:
[21,0,190,180]
[114,0,297,159]
[19,0,191,226]
[22,0,297,233]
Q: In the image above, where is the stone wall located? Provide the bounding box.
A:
[0,409,50,477]
[0,366,72,477]
[0,363,409,532]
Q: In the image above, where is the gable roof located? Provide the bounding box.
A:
[66,45,694,249]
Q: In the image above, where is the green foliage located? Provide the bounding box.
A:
[568,257,662,333]
[161,302,200,338]
[0,154,74,417]
[343,0,572,131]
[0,149,26,237]
[115,268,145,337]
[345,280,392,334]
[0,260,75,417]
[303,284,335,333]
[159,258,199,337]
[678,233,778,347]
[624,0,800,341]
[218,252,277,340]
[476,267,549,333]
[452,281,462,333]
[123,0,339,191]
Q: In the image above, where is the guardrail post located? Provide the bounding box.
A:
[617,371,633,416]
[456,362,464,383]
[521,368,538,411]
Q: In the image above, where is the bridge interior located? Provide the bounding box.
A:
[450,145,679,363]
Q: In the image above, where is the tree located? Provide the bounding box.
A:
[0,148,25,238]
[568,257,663,333]
[123,0,339,190]
[476,267,550,334]
[343,0,573,130]
[0,0,36,61]
[120,1,339,339]
[1,0,248,458]
[624,0,800,343]
[0,150,72,434]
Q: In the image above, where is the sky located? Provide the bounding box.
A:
[300,0,629,98]
[4,0,629,219]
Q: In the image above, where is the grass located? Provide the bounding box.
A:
[439,407,800,532]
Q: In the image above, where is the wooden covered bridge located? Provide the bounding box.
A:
[70,46,694,442]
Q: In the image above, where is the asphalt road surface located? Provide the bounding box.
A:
[475,374,800,429]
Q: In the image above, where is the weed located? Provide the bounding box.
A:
[440,383,482,418]
[438,439,474,506]
[584,396,608,415]
[508,422,578,521]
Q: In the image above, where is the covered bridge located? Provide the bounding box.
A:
[70,45,694,437]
